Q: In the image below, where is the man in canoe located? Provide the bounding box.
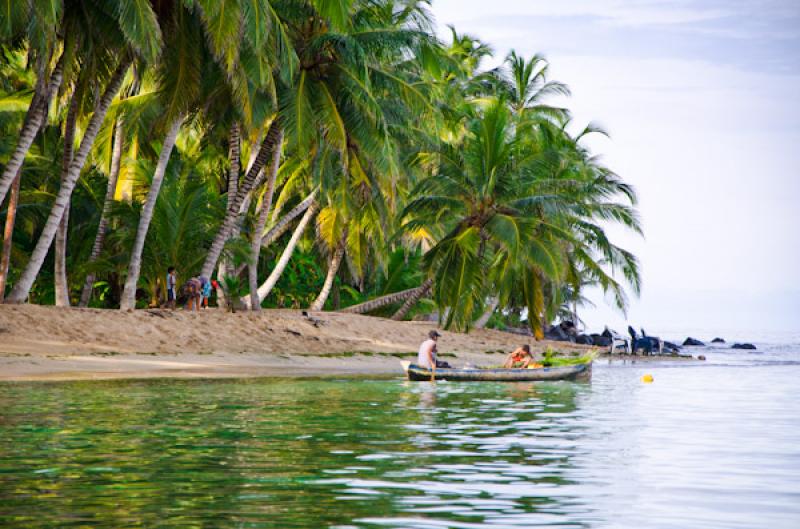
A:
[503,345,533,368]
[418,330,451,369]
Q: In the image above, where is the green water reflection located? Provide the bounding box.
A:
[0,378,588,528]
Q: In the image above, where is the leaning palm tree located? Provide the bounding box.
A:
[197,0,296,280]
[5,0,163,303]
[121,0,294,309]
[0,1,64,207]
[243,0,434,308]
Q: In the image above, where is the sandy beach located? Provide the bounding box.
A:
[0,305,609,381]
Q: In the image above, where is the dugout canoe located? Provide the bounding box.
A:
[401,361,591,382]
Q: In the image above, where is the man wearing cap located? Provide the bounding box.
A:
[418,330,449,369]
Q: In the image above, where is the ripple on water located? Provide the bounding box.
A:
[0,362,799,528]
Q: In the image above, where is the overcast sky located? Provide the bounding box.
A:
[429,0,800,334]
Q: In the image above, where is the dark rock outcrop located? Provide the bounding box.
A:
[590,334,612,347]
[683,337,705,346]
[576,334,594,345]
[544,321,578,342]
[711,337,725,343]
[663,341,681,353]
[732,343,756,350]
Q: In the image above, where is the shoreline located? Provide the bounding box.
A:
[0,305,696,382]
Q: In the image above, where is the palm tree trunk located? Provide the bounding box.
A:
[250,201,316,304]
[391,278,433,321]
[79,117,125,306]
[249,128,284,311]
[119,115,184,310]
[227,121,240,207]
[474,297,499,329]
[214,123,243,311]
[215,262,229,310]
[261,190,317,247]
[200,119,282,279]
[531,271,545,340]
[232,190,318,278]
[309,231,347,311]
[6,56,132,304]
[0,170,22,302]
[0,52,64,207]
[0,63,56,301]
[339,284,425,314]
[54,90,81,307]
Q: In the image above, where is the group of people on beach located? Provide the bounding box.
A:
[165,267,216,311]
[417,330,542,370]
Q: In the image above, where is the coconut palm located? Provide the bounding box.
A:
[0,0,64,207]
[401,96,641,333]
[5,0,163,303]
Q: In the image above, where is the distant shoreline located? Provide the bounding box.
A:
[0,305,698,382]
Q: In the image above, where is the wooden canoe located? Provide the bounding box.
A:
[401,362,591,382]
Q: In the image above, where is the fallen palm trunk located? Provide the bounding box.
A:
[391,278,433,320]
[340,282,429,315]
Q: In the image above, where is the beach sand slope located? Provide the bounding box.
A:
[0,305,591,381]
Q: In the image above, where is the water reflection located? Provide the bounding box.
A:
[1,365,799,528]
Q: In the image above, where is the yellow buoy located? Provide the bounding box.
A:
[642,374,654,383]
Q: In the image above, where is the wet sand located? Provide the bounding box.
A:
[0,305,602,381]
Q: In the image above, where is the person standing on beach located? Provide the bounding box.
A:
[200,276,212,309]
[185,277,202,312]
[166,267,177,309]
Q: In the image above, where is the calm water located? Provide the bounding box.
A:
[1,338,799,528]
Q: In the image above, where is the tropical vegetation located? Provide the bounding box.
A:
[0,0,641,335]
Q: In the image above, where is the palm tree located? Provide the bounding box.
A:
[252,198,317,302]
[0,1,64,207]
[248,125,284,311]
[78,114,125,306]
[492,51,570,119]
[119,115,184,309]
[5,0,163,303]
[53,83,82,306]
[401,95,641,333]
[197,0,297,280]
[7,56,133,303]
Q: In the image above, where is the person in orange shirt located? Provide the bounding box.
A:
[503,345,533,368]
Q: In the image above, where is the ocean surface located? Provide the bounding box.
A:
[1,331,799,528]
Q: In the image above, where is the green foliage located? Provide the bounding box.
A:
[0,0,641,330]
[541,348,597,367]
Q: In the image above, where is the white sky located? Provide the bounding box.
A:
[430,0,800,334]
